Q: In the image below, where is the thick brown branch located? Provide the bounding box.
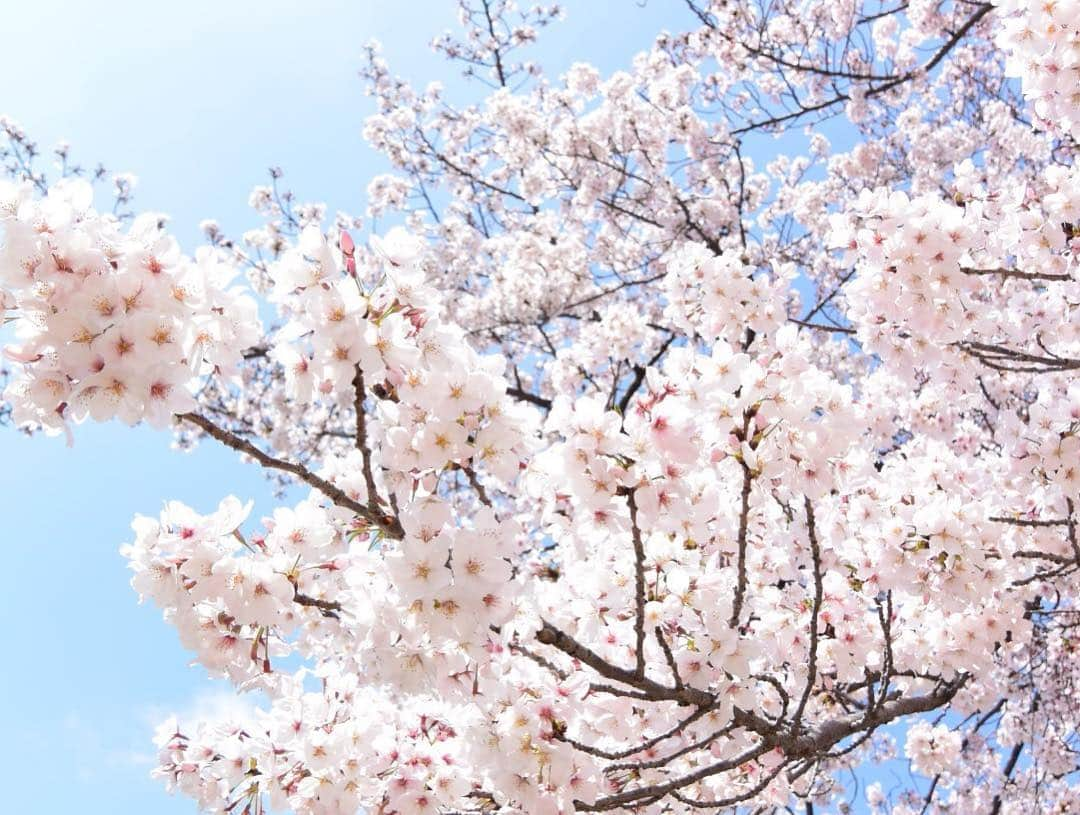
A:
[786,677,966,757]
[792,497,824,731]
[617,333,679,415]
[506,386,552,409]
[540,626,962,809]
[959,341,1080,373]
[454,462,492,507]
[961,266,1072,282]
[655,626,684,690]
[991,515,1070,528]
[729,461,755,628]
[627,490,648,678]
[178,412,404,539]
[292,589,343,619]
[789,318,856,334]
[989,742,1024,815]
[351,366,382,513]
[536,620,713,707]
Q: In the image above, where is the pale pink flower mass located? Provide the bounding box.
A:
[3,0,1080,813]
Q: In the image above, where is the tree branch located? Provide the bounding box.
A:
[178,412,404,539]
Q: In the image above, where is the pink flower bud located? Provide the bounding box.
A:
[340,230,357,276]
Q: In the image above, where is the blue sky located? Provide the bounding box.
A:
[0,2,699,813]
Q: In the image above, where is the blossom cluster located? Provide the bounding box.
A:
[268,225,535,490]
[904,721,963,776]
[153,665,604,815]
[122,495,344,688]
[153,676,475,815]
[996,0,1080,139]
[0,180,260,437]
[124,488,603,813]
[384,502,520,643]
[836,162,1080,383]
[662,244,789,346]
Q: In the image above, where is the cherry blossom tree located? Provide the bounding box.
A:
[3,0,1080,812]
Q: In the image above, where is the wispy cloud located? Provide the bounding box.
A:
[58,710,156,782]
[55,685,259,785]
[141,684,262,728]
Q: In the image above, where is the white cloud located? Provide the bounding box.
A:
[141,684,263,731]
[58,709,156,782]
